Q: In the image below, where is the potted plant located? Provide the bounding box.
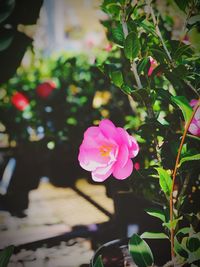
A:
[77,0,200,266]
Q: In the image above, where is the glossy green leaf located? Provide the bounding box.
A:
[171,96,193,123]
[110,70,123,87]
[128,234,154,267]
[94,255,104,267]
[141,232,168,239]
[179,154,200,167]
[0,245,14,267]
[155,167,172,197]
[136,20,156,36]
[174,237,188,259]
[0,0,15,24]
[145,208,166,222]
[176,227,190,237]
[138,57,149,74]
[111,26,124,46]
[187,234,200,253]
[124,31,140,60]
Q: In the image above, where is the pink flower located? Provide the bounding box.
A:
[188,99,200,137]
[148,56,158,76]
[78,119,139,182]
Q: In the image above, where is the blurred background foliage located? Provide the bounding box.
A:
[0,0,200,217]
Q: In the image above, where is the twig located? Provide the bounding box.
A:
[122,3,161,162]
[121,4,142,89]
[176,173,190,212]
[130,61,142,89]
[170,99,200,259]
[184,80,200,97]
[146,0,172,62]
[147,0,200,98]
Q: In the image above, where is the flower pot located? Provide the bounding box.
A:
[90,238,171,267]
[90,238,133,267]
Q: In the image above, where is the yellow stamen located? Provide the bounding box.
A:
[99,144,113,157]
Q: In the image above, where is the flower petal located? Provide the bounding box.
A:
[113,159,133,180]
[116,144,129,168]
[78,147,107,171]
[99,119,119,141]
[92,164,114,182]
[129,136,140,157]
[116,128,139,158]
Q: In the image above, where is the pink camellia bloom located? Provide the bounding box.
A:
[78,119,139,182]
[188,99,200,137]
[148,56,158,76]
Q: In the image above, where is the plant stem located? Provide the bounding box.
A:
[122,4,161,162]
[184,80,200,98]
[146,0,172,62]
[170,99,200,260]
[130,61,142,89]
[121,3,142,89]
[147,0,200,97]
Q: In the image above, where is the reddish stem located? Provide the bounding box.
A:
[170,99,200,260]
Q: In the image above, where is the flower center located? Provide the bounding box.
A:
[99,144,113,157]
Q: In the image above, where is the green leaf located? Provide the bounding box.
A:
[131,88,149,103]
[179,154,200,167]
[141,232,168,239]
[174,0,189,12]
[173,65,189,79]
[94,255,104,267]
[174,237,188,259]
[111,26,124,46]
[128,234,154,267]
[136,20,156,36]
[145,208,166,222]
[0,29,14,52]
[110,70,124,87]
[171,96,193,123]
[150,48,168,63]
[176,227,190,237]
[121,84,133,95]
[163,217,183,230]
[124,31,140,60]
[173,44,192,59]
[0,245,14,267]
[155,167,172,197]
[188,15,200,25]
[186,233,200,253]
[106,3,121,20]
[0,0,15,24]
[137,57,149,75]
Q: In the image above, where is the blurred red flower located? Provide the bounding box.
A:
[36,81,56,98]
[11,92,29,111]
